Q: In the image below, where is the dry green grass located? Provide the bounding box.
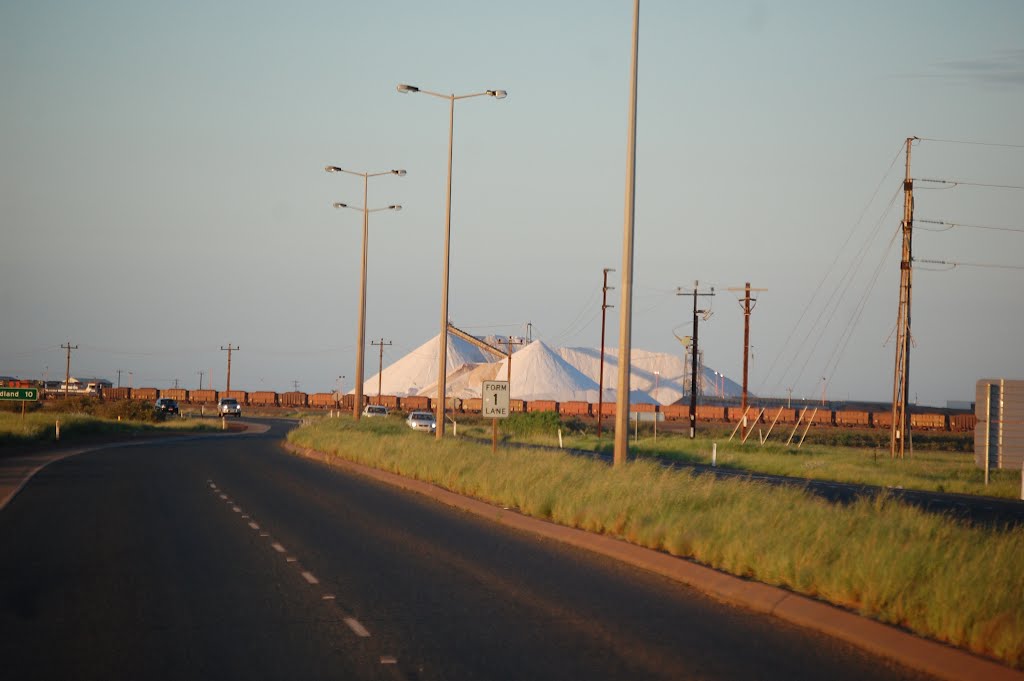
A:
[288,416,1024,670]
[452,419,1020,500]
[0,411,216,446]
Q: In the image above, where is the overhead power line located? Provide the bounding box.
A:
[914,258,1024,271]
[917,137,1024,149]
[917,219,1024,234]
[915,178,1024,191]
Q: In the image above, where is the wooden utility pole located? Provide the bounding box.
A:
[597,268,615,438]
[221,344,239,394]
[728,283,766,440]
[61,341,77,398]
[890,137,916,460]
[501,337,525,386]
[677,284,715,439]
[371,338,392,399]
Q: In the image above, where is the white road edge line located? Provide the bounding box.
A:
[344,617,371,638]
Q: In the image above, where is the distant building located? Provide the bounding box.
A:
[54,377,113,395]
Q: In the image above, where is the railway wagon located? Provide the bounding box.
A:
[369,395,399,409]
[661,405,689,421]
[631,403,656,413]
[161,388,188,403]
[190,389,218,404]
[910,413,948,431]
[510,399,526,413]
[104,387,132,400]
[694,405,726,422]
[222,390,248,404]
[872,411,893,429]
[309,393,339,409]
[341,394,371,410]
[762,407,798,424]
[402,395,431,412]
[949,413,976,432]
[132,387,159,401]
[280,391,308,408]
[528,400,558,413]
[597,401,616,417]
[462,398,483,413]
[249,391,278,406]
[834,410,871,428]
[558,401,591,417]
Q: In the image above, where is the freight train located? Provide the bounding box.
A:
[78,386,976,433]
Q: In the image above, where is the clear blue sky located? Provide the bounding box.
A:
[3,1,1022,405]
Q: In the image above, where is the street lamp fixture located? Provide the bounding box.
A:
[396,81,507,439]
[325,164,405,421]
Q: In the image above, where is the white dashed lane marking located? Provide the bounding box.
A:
[208,480,389,653]
[345,617,371,638]
[380,655,397,664]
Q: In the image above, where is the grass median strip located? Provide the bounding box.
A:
[288,417,1024,670]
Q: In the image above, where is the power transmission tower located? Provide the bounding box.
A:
[292,380,301,392]
[677,283,715,439]
[197,371,204,390]
[116,369,124,388]
[61,341,78,398]
[221,344,239,394]
[371,338,392,400]
[890,137,917,460]
[598,268,615,438]
[728,282,766,440]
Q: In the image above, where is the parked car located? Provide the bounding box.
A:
[218,397,242,417]
[154,398,179,415]
[406,411,436,432]
[363,404,389,417]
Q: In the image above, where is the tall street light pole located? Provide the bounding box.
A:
[613,0,640,466]
[397,83,507,440]
[325,165,404,421]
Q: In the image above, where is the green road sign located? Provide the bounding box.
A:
[0,387,39,401]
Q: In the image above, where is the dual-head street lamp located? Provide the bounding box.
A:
[396,82,506,439]
[325,165,404,420]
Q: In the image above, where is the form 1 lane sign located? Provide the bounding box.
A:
[0,388,38,401]
[482,380,509,419]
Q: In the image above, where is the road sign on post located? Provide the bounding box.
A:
[482,380,510,453]
[0,388,38,401]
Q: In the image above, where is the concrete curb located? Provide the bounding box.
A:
[283,442,1024,681]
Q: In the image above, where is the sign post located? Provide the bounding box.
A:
[482,380,510,453]
[0,387,39,422]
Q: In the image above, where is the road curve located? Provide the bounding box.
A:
[2,421,942,680]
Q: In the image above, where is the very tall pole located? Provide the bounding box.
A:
[613,0,640,467]
[436,94,456,440]
[355,173,370,418]
[397,83,506,439]
[324,165,404,420]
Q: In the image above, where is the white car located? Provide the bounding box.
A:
[218,397,242,417]
[363,405,389,417]
[406,411,436,432]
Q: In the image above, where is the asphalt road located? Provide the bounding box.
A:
[1,421,935,680]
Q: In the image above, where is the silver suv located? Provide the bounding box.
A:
[217,397,242,417]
